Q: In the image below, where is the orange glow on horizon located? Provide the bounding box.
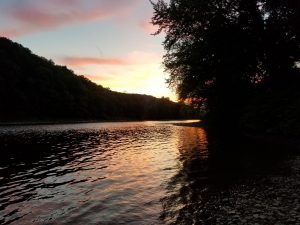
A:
[66,51,177,102]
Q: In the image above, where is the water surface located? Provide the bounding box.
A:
[0,120,210,225]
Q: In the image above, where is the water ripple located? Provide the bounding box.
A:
[0,121,209,225]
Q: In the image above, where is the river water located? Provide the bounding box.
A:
[0,120,293,225]
[0,121,212,225]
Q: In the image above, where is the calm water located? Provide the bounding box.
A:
[0,120,212,225]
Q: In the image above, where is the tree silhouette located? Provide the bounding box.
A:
[152,0,300,127]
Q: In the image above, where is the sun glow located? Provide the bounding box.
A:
[64,50,177,102]
[87,62,177,101]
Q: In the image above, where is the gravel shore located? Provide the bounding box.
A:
[195,156,300,225]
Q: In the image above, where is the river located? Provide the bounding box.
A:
[0,120,297,225]
[0,120,211,224]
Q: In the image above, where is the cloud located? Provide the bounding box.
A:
[61,50,162,67]
[63,57,127,66]
[0,0,140,38]
[10,7,71,27]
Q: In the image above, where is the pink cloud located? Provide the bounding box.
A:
[62,51,162,67]
[10,8,71,27]
[0,28,31,38]
[63,57,127,66]
[62,50,162,67]
[1,0,140,38]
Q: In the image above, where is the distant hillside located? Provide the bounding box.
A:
[0,37,197,122]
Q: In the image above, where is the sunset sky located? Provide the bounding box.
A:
[0,0,176,101]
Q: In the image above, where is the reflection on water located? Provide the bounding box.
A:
[0,121,208,225]
[0,121,288,225]
[160,127,209,224]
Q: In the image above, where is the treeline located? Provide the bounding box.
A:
[0,37,197,122]
[152,0,300,136]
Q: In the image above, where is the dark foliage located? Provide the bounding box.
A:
[0,37,196,122]
[152,0,300,134]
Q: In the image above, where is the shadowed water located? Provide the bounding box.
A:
[0,121,210,225]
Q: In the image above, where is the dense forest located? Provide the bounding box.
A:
[152,0,300,136]
[0,37,197,123]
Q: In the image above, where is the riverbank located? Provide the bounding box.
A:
[195,155,300,224]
